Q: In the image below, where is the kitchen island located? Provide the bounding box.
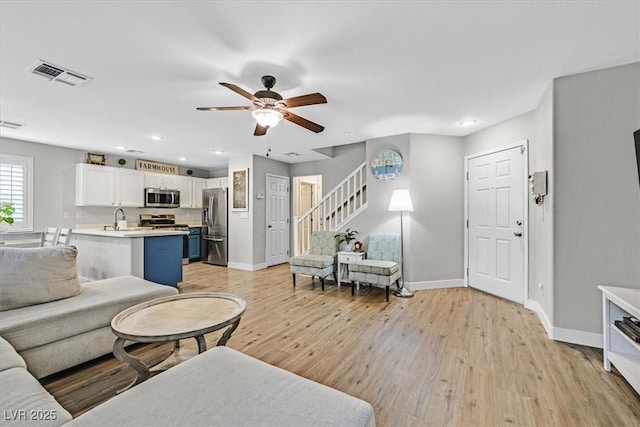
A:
[72,228,187,287]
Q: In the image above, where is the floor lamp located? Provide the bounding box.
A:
[388,189,414,298]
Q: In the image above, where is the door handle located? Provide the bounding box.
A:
[268,225,272,228]
[204,237,224,242]
[514,232,523,237]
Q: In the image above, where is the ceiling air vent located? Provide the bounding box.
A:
[28,60,92,87]
[0,120,25,130]
[125,149,144,154]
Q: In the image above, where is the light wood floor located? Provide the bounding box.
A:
[42,262,639,426]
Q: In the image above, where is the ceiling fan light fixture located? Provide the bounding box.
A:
[252,108,283,128]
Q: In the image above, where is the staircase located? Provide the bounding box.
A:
[293,161,368,255]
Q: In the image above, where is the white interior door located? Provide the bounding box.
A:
[467,145,526,304]
[266,174,290,266]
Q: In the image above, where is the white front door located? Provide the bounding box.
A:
[266,174,290,266]
[467,145,526,304]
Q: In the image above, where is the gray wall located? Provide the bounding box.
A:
[532,83,555,325]
[553,62,640,333]
[464,111,535,157]
[0,137,210,231]
[227,155,254,268]
[289,142,366,196]
[408,134,465,282]
[342,133,465,285]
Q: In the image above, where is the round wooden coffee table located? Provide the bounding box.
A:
[111,292,246,392]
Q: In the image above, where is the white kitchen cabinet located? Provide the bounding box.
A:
[76,164,144,207]
[178,176,194,208]
[205,177,229,189]
[118,169,146,206]
[145,172,179,190]
[193,178,206,208]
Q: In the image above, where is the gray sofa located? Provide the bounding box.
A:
[0,245,376,426]
[0,246,178,378]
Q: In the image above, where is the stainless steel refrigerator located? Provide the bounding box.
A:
[202,187,228,266]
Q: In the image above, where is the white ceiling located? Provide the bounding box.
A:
[1,1,638,170]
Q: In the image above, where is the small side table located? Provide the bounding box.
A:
[337,251,366,287]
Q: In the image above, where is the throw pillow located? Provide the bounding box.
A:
[0,246,82,311]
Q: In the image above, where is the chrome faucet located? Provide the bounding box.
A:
[114,208,125,230]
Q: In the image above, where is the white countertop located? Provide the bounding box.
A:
[73,228,188,238]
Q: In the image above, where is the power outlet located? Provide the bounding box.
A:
[76,212,82,219]
[63,212,70,218]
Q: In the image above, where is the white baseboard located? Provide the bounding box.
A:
[525,299,602,348]
[227,262,267,271]
[552,327,602,348]
[525,299,553,338]
[406,278,464,291]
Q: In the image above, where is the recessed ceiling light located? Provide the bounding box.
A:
[179,157,188,161]
[211,150,224,154]
[151,135,164,141]
[115,146,126,150]
[283,152,300,157]
[459,119,478,127]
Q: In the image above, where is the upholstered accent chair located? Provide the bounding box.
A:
[289,231,338,291]
[348,233,401,301]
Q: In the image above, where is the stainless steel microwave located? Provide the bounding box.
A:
[144,188,180,208]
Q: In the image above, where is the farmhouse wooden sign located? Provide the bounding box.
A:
[135,159,179,175]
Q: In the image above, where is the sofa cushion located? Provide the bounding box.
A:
[68,346,375,427]
[0,367,72,426]
[349,259,399,276]
[0,336,26,372]
[0,246,81,312]
[289,254,334,269]
[0,276,177,352]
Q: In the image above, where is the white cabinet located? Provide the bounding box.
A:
[176,177,207,208]
[145,172,179,190]
[598,285,640,394]
[76,164,144,207]
[192,178,206,208]
[178,176,194,208]
[205,177,229,189]
[118,169,146,206]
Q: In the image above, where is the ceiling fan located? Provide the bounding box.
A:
[197,75,327,136]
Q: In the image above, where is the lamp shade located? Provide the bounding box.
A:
[251,108,283,127]
[388,189,413,212]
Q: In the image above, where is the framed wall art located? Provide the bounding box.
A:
[232,168,249,211]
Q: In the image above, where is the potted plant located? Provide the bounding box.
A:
[1,203,15,226]
[335,228,359,252]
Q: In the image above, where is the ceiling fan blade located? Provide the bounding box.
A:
[254,123,269,136]
[283,111,325,133]
[282,93,327,108]
[219,82,262,103]
[196,106,252,111]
